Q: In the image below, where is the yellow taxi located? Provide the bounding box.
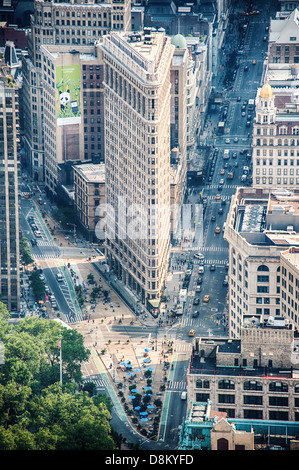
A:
[203,295,210,303]
[24,193,30,199]
[220,169,225,175]
[215,194,221,200]
[189,329,195,337]
[215,226,221,234]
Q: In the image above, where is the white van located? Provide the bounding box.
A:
[181,391,187,400]
[223,149,230,160]
[56,273,64,282]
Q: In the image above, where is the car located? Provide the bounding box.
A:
[218,208,223,215]
[241,111,246,117]
[189,329,195,337]
[210,264,216,271]
[215,194,221,200]
[192,310,200,318]
[218,184,223,190]
[203,295,210,303]
[246,121,251,127]
[237,96,241,101]
[215,226,221,234]
[247,114,252,120]
[193,298,200,306]
[244,65,248,71]
[220,169,225,175]
[225,138,230,144]
[234,137,238,142]
[186,269,192,275]
[234,161,238,167]
[194,253,204,259]
[223,279,228,286]
[56,273,64,282]
[181,391,187,400]
[211,216,216,222]
[221,198,226,205]
[263,36,267,41]
[34,230,42,238]
[232,152,237,158]
[196,285,201,293]
[197,277,203,285]
[241,105,246,111]
[30,239,37,246]
[224,162,229,169]
[219,178,224,185]
[252,59,256,65]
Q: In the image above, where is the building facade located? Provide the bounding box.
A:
[73,162,105,241]
[100,29,174,311]
[223,186,299,338]
[38,42,106,199]
[268,8,299,65]
[22,0,131,185]
[187,326,299,422]
[0,60,21,311]
[252,82,299,190]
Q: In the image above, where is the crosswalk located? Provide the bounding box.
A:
[167,380,186,391]
[204,185,237,191]
[82,375,110,391]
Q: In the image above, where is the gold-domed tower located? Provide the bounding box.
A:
[260,82,273,99]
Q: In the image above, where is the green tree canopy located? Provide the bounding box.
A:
[0,314,114,450]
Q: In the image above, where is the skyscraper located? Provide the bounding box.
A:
[22,0,131,186]
[101,29,174,312]
[0,50,21,311]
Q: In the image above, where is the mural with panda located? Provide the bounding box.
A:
[56,64,81,126]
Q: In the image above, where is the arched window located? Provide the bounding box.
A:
[244,380,263,391]
[257,265,269,272]
[269,381,288,393]
[218,379,235,390]
[196,379,210,389]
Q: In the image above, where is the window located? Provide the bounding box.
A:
[196,379,210,389]
[244,380,263,391]
[257,286,269,293]
[257,275,269,282]
[257,265,269,272]
[218,380,235,390]
[244,395,263,405]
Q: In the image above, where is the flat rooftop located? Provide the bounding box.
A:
[74,163,105,183]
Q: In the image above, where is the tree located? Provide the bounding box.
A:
[0,317,115,450]
[29,271,45,301]
[21,237,34,266]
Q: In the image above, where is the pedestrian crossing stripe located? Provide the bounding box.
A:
[205,184,237,190]
[82,376,110,390]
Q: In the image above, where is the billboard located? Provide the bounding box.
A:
[56,64,81,126]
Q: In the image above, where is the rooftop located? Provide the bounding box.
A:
[73,163,105,183]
